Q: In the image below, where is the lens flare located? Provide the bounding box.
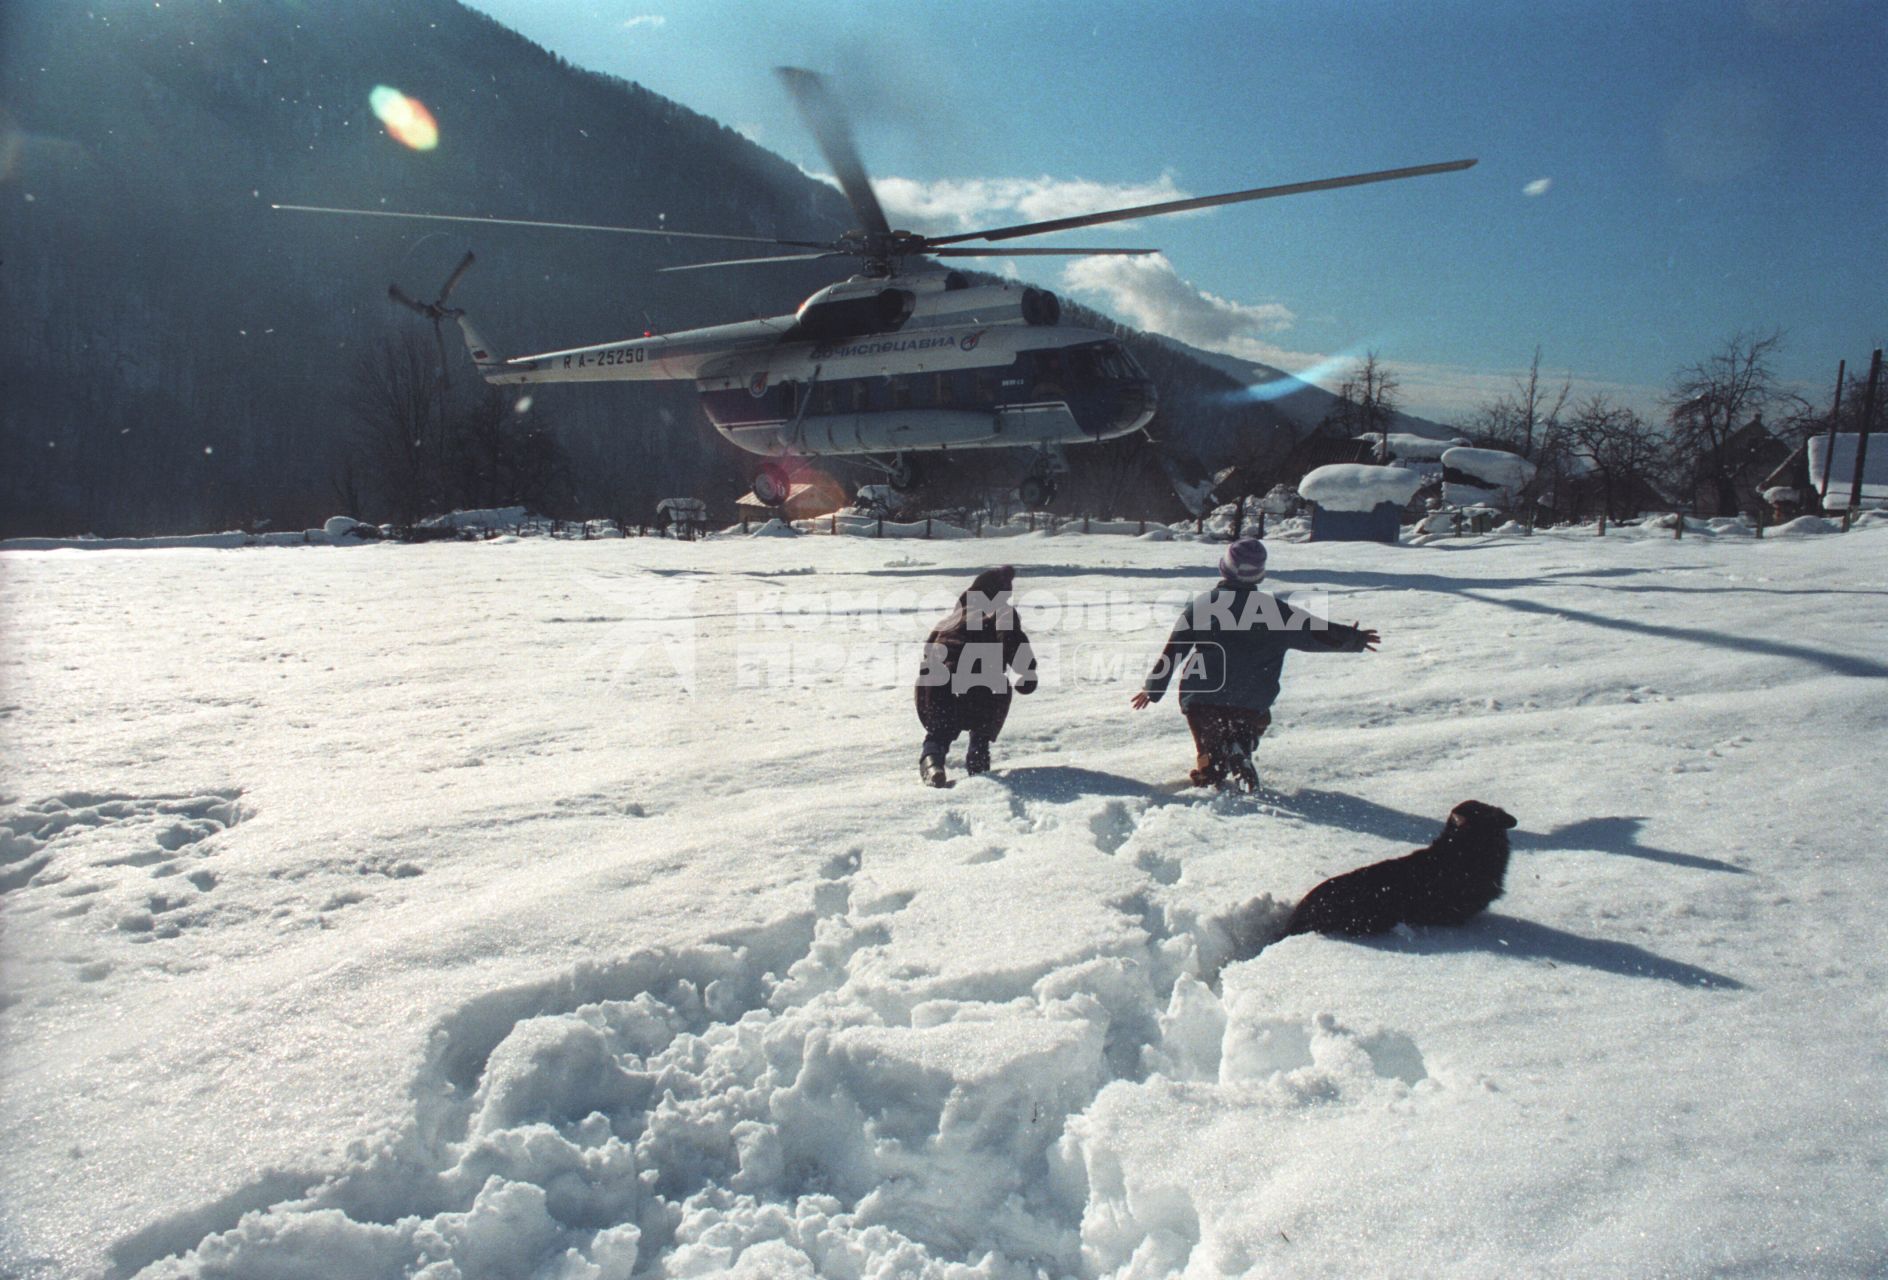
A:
[1210,345,1377,406]
[369,86,439,151]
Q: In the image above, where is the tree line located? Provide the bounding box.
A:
[1311,331,1869,524]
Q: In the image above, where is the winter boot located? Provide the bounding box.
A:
[920,752,948,788]
[1188,752,1224,788]
[966,735,992,776]
[1224,742,1259,793]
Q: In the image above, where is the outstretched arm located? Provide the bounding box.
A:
[1134,614,1193,707]
[1282,603,1378,653]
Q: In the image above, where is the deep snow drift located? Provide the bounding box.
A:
[2,524,1885,1278]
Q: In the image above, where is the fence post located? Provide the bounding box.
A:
[877,515,884,538]
[1083,514,1090,534]
[1673,511,1684,540]
[925,516,932,539]
[1597,515,1606,537]
[1257,510,1267,538]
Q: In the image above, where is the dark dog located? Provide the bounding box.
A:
[1283,800,1517,937]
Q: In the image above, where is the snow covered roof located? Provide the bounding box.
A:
[1357,432,1470,461]
[735,482,833,510]
[1299,464,1424,512]
[1807,434,1888,509]
[1442,447,1537,490]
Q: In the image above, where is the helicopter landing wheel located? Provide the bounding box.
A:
[753,462,793,507]
[889,453,923,492]
[1018,475,1057,510]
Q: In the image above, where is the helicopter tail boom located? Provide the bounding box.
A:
[454,315,519,383]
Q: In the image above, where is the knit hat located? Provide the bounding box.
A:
[1219,537,1267,584]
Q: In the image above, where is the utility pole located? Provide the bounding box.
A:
[1847,349,1881,524]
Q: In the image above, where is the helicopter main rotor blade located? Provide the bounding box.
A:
[926,247,1159,257]
[273,203,830,249]
[923,158,1478,247]
[775,67,891,237]
[659,251,855,274]
[437,250,477,305]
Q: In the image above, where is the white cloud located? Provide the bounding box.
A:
[1523,177,1553,197]
[1060,254,1295,348]
[870,173,1191,233]
[1055,252,1662,422]
[620,15,665,32]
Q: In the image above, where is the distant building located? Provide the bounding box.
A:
[1299,464,1424,543]
[655,498,709,537]
[1677,419,1794,517]
[1441,446,1536,513]
[1763,432,1887,514]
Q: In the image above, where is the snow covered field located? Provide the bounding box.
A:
[2,523,1885,1278]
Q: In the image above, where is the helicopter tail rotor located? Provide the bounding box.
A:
[388,250,478,392]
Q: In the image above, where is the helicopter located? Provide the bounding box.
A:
[279,68,1474,509]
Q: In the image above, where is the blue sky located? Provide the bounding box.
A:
[461,0,1884,421]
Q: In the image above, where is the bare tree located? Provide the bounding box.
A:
[1323,352,1401,458]
[449,386,566,514]
[1467,347,1576,518]
[1567,395,1662,522]
[348,327,445,527]
[1663,330,1794,515]
[1473,346,1570,460]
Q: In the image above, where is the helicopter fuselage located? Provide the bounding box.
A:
[462,273,1157,460]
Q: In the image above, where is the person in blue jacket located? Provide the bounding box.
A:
[1130,538,1378,790]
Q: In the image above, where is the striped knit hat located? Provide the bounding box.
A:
[1219,537,1268,584]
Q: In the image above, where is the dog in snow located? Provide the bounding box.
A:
[1283,800,1517,937]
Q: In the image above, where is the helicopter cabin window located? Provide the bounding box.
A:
[1094,343,1138,379]
[890,376,913,410]
[1030,349,1069,397]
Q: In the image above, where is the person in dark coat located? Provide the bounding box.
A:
[916,565,1038,786]
[1130,538,1378,790]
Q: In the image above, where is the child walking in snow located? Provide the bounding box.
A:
[1130,538,1378,791]
[916,566,1038,787]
